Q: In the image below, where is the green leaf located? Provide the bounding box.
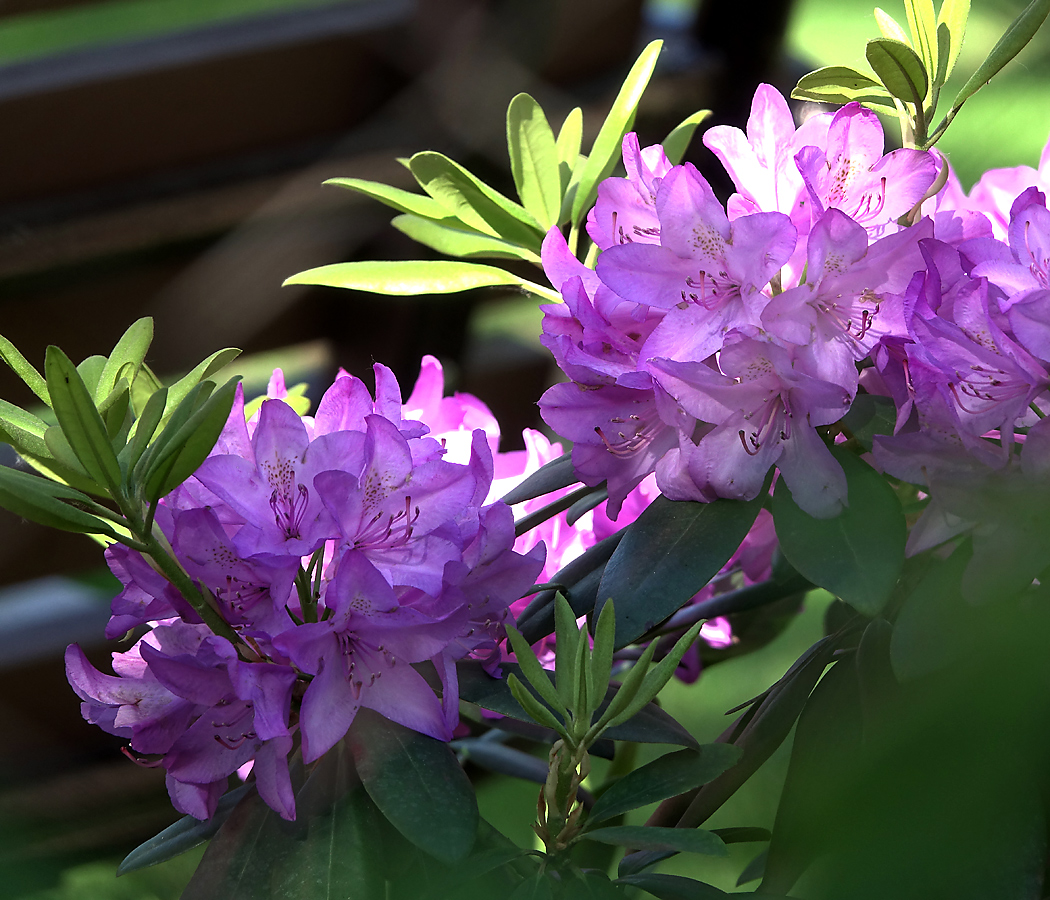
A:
[556,107,583,193]
[942,0,1050,134]
[874,7,910,43]
[119,784,253,874]
[96,317,153,404]
[143,377,240,500]
[348,709,478,864]
[582,825,727,857]
[838,392,897,451]
[133,382,212,491]
[597,494,764,648]
[324,176,449,218]
[507,93,562,230]
[509,873,554,900]
[937,0,970,82]
[586,746,742,826]
[499,452,578,505]
[508,673,569,735]
[119,387,168,476]
[391,214,541,262]
[904,0,938,90]
[711,827,771,844]
[866,37,929,112]
[45,346,122,495]
[662,110,711,166]
[0,465,120,538]
[589,597,616,714]
[0,335,49,406]
[590,640,658,734]
[286,259,559,301]
[162,348,240,419]
[555,593,580,710]
[504,626,568,717]
[791,66,899,114]
[614,873,730,899]
[76,355,107,396]
[570,40,663,226]
[772,448,905,617]
[0,400,51,460]
[409,151,542,244]
[44,426,92,480]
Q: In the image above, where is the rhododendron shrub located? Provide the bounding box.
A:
[3,2,1050,896]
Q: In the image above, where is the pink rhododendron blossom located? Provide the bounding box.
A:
[67,361,543,821]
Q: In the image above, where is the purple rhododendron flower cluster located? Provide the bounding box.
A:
[65,364,544,821]
[539,85,947,518]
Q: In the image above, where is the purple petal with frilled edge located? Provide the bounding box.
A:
[130,701,197,755]
[806,208,869,283]
[597,241,718,309]
[357,645,452,741]
[298,653,361,763]
[254,734,296,820]
[653,163,730,260]
[724,210,797,292]
[639,302,737,364]
[690,412,781,501]
[65,645,141,737]
[464,427,495,509]
[432,651,460,735]
[140,642,233,707]
[1008,290,1050,360]
[211,382,252,460]
[313,372,375,436]
[228,661,296,741]
[776,420,849,518]
[866,149,939,221]
[166,774,225,820]
[403,354,444,417]
[164,699,258,783]
[822,103,885,184]
[251,398,310,479]
[541,227,602,296]
[760,286,821,347]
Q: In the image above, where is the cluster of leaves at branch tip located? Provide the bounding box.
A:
[0,316,242,638]
[792,0,1050,150]
[285,38,711,301]
[504,594,703,854]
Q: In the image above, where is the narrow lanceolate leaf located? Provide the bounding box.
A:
[597,494,764,648]
[589,598,616,713]
[581,826,727,857]
[119,387,168,476]
[0,400,51,461]
[570,40,663,226]
[507,93,563,230]
[96,317,153,404]
[391,214,541,262]
[409,151,543,245]
[791,66,898,114]
[133,382,212,492]
[556,107,584,192]
[662,110,711,166]
[143,377,240,500]
[348,709,478,864]
[866,38,929,112]
[586,746,742,826]
[45,346,122,495]
[286,260,536,296]
[324,177,450,219]
[771,448,905,617]
[0,465,120,538]
[942,0,1050,133]
[937,0,970,82]
[162,348,240,419]
[505,625,568,717]
[904,0,938,90]
[874,7,910,43]
[611,622,704,727]
[0,335,49,405]
[500,452,578,504]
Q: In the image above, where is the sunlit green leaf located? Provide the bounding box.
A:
[556,107,583,194]
[570,40,663,226]
[662,110,711,165]
[866,37,928,111]
[325,176,449,219]
[904,0,938,91]
[391,214,541,262]
[0,334,49,406]
[163,348,240,420]
[507,93,562,230]
[791,66,898,113]
[96,317,153,404]
[0,465,119,538]
[874,7,910,43]
[937,0,970,81]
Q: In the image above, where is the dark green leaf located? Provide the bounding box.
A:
[569,40,662,226]
[514,484,603,538]
[507,672,568,735]
[791,66,898,113]
[0,334,49,405]
[118,784,253,874]
[507,93,562,230]
[581,825,726,856]
[499,452,578,504]
[504,626,567,716]
[143,377,240,500]
[325,176,449,218]
[613,873,729,899]
[409,151,542,245]
[0,465,120,538]
[839,392,897,451]
[286,259,558,301]
[662,110,711,166]
[598,494,764,648]
[772,448,905,617]
[737,847,767,885]
[509,873,553,900]
[866,38,928,111]
[96,317,153,404]
[391,214,541,262]
[710,826,770,844]
[587,746,742,826]
[348,709,478,864]
[45,346,122,494]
